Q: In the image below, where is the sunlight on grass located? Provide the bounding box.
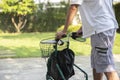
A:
[0,32,120,58]
[70,39,91,55]
[0,32,55,58]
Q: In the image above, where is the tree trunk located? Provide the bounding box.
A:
[11,15,27,33]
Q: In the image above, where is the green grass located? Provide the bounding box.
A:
[0,32,120,58]
[0,32,55,58]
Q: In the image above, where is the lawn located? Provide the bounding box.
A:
[0,32,120,58]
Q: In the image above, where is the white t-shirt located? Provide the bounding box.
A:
[70,0,118,38]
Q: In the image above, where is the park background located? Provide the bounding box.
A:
[0,0,120,58]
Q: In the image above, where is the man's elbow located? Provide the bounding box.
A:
[70,4,79,10]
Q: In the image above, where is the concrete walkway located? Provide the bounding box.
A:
[0,55,120,80]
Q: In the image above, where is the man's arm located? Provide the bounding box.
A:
[63,4,79,33]
[56,4,79,39]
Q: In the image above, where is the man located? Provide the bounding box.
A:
[56,0,120,80]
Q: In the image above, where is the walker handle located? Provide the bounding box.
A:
[55,34,67,45]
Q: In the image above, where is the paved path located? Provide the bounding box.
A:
[0,55,120,80]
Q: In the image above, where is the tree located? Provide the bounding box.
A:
[0,0,36,33]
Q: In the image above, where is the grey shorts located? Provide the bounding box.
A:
[91,29,116,73]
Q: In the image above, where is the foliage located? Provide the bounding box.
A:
[57,24,82,33]
[0,0,37,33]
[114,2,120,32]
[0,13,14,33]
[0,1,69,33]
[0,0,36,15]
[27,2,69,32]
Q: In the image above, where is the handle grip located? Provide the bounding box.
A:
[71,32,82,39]
[71,32,86,42]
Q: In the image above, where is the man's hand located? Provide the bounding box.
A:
[56,31,66,39]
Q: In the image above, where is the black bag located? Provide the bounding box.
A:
[46,48,75,80]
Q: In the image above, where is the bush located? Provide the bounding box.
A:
[0,13,13,33]
[57,24,82,33]
[0,2,69,33]
[114,2,120,32]
[23,2,69,32]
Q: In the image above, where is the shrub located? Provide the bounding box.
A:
[23,3,69,32]
[0,2,69,33]
[57,24,82,33]
[114,2,120,32]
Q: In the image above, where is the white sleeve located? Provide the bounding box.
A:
[70,0,83,5]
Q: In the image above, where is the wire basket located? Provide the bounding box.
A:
[40,37,69,58]
[39,38,55,58]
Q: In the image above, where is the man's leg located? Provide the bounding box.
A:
[104,71,120,80]
[91,29,119,80]
[93,68,103,80]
